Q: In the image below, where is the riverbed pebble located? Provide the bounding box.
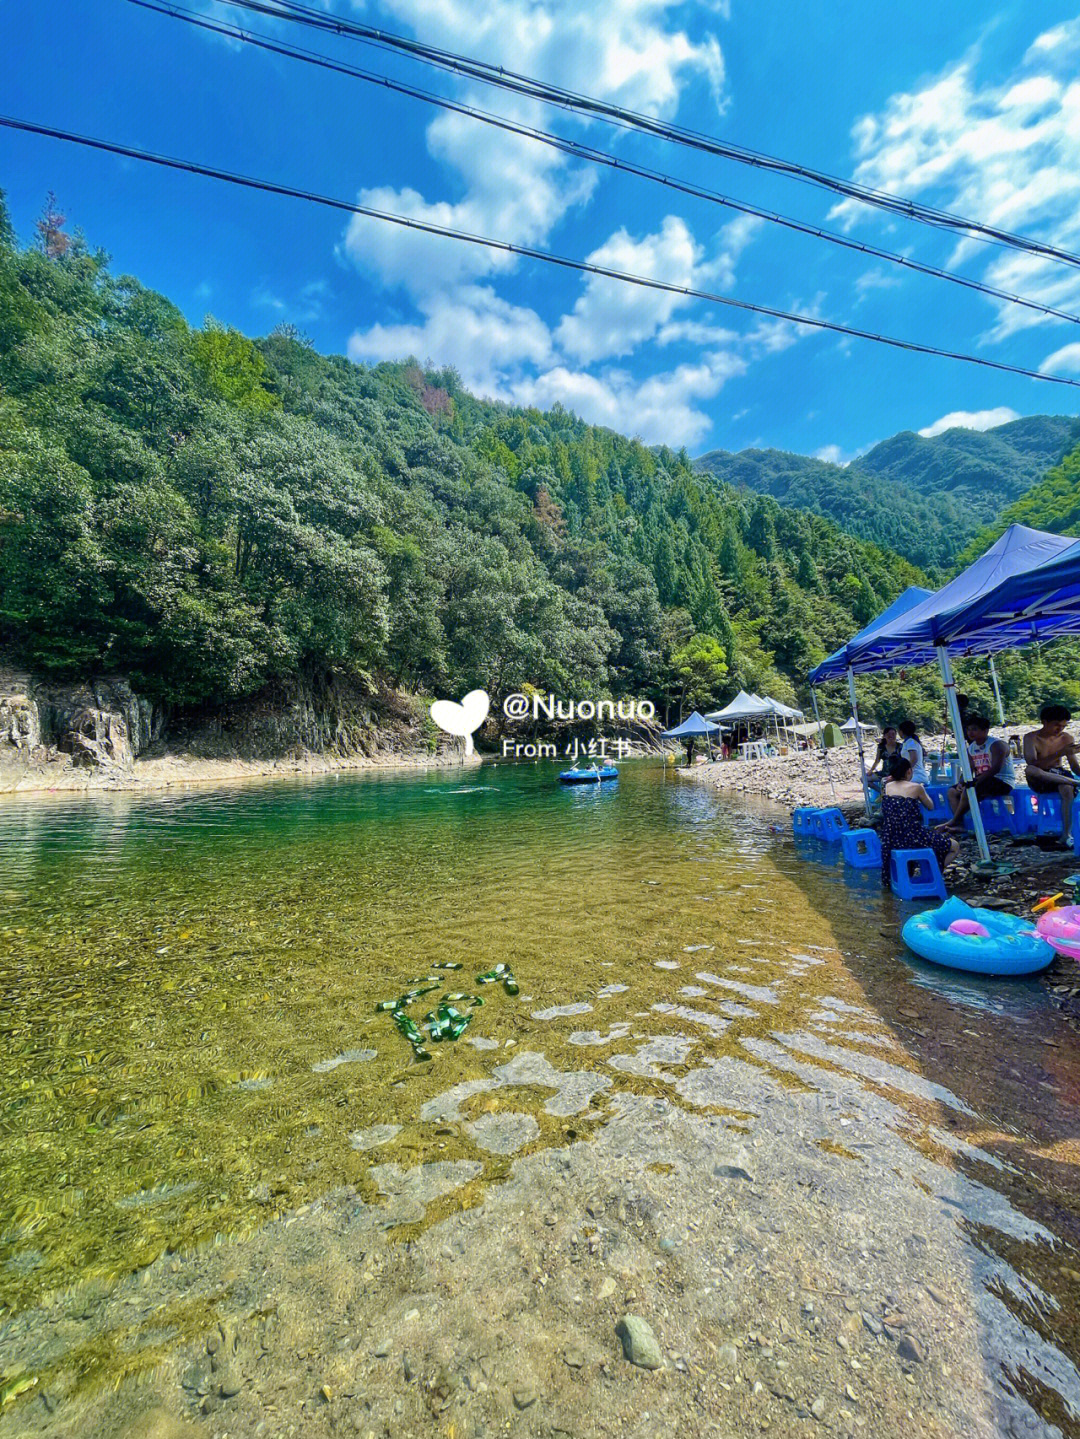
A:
[616,1315,663,1370]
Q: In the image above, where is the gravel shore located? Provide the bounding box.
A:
[685,745,868,810]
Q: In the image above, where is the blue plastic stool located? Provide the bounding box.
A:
[815,807,850,842]
[889,847,947,901]
[962,796,1013,834]
[1036,794,1064,838]
[1009,787,1037,836]
[841,828,881,868]
[793,807,819,837]
[924,784,953,824]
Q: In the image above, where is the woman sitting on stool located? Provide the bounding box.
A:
[880,754,959,889]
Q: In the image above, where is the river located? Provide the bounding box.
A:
[1,760,1078,1437]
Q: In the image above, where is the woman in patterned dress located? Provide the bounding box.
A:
[880,754,958,888]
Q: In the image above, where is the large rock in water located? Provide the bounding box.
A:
[616,1314,663,1369]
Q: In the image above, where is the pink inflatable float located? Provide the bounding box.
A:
[1035,905,1080,961]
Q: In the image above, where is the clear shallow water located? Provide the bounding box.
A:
[1,762,1079,1435]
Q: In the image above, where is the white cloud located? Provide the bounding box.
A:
[833,37,1080,340]
[348,285,553,396]
[555,216,702,363]
[1040,341,1080,374]
[814,444,848,465]
[917,407,1019,438]
[854,266,903,298]
[341,0,725,298]
[1025,18,1080,63]
[374,0,724,115]
[510,352,746,446]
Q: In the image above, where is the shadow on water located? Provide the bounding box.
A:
[775,811,1080,1433]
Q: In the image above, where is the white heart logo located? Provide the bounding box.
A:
[429,689,490,754]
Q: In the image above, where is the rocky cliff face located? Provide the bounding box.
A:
[0,670,160,769]
[0,667,440,789]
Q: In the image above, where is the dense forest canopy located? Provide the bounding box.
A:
[0,189,1076,731]
[696,415,1079,576]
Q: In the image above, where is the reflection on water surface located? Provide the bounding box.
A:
[1,762,1079,1436]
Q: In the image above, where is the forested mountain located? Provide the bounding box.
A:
[0,191,935,730]
[960,441,1080,561]
[696,415,1079,575]
[4,191,1077,736]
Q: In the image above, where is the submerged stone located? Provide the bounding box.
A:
[616,1314,663,1370]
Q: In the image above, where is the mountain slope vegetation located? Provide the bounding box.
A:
[3,191,1077,733]
[696,415,1078,574]
[0,190,935,727]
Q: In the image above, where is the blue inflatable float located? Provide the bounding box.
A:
[901,895,1054,977]
[559,766,619,784]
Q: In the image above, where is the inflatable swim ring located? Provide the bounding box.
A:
[902,896,1054,977]
[1036,904,1080,962]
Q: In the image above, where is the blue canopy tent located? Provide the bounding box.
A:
[930,535,1080,653]
[808,586,933,816]
[808,525,1079,861]
[838,527,1076,674]
[808,586,935,685]
[663,711,721,762]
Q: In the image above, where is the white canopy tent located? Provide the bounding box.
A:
[706,692,805,749]
[705,690,775,724]
[840,716,877,734]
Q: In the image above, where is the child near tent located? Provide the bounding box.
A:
[1023,703,1080,846]
[942,715,1015,830]
[897,720,930,785]
[880,754,958,888]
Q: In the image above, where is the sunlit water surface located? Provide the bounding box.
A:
[1,761,1079,1436]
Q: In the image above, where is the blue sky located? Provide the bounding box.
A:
[5,0,1080,455]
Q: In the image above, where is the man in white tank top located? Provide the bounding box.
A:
[943,715,1014,830]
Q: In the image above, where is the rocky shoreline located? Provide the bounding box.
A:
[0,667,474,795]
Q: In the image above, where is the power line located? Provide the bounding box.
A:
[4,115,1079,392]
[126,0,1080,329]
[210,0,1080,271]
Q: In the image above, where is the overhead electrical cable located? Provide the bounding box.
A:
[125,0,1080,328]
[4,116,1079,391]
[204,0,1080,270]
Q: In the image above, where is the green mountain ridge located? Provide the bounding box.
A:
[959,438,1080,562]
[696,414,1079,574]
[3,189,1077,734]
[0,188,944,731]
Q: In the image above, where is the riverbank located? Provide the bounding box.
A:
[686,745,867,809]
[685,750,1080,1028]
[0,743,479,796]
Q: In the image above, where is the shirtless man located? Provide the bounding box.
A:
[1023,703,1080,846]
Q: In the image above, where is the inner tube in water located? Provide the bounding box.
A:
[1036,904,1080,962]
[902,895,1054,977]
[559,767,619,784]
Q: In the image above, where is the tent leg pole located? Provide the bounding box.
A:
[939,645,990,865]
[810,689,826,753]
[847,668,872,819]
[988,656,1006,728]
[810,687,838,802]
